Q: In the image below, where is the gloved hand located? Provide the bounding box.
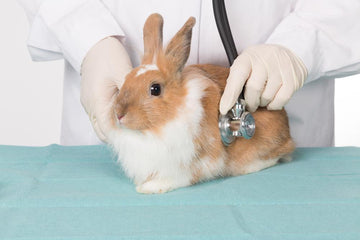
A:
[81,37,132,142]
[219,44,307,114]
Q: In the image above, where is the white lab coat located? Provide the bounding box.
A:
[18,0,360,147]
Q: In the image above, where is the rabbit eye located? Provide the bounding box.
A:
[150,83,161,96]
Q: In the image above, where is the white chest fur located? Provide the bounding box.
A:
[109,78,207,185]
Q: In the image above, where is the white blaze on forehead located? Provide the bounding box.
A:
[136,64,159,77]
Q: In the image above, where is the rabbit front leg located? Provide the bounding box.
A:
[136,179,173,194]
[136,173,192,194]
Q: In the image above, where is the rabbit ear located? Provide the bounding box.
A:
[142,13,164,64]
[162,17,196,74]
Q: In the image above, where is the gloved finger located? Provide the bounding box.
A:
[267,51,297,110]
[267,84,293,110]
[91,115,108,143]
[244,64,267,112]
[260,74,282,107]
[219,54,251,115]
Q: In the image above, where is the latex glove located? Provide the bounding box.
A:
[81,37,132,142]
[219,44,307,114]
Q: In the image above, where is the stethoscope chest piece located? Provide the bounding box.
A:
[213,0,256,146]
[219,98,256,146]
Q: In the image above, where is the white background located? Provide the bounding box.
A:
[0,1,359,147]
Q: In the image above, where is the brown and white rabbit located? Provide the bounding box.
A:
[108,14,295,194]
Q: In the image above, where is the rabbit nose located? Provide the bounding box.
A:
[117,114,125,121]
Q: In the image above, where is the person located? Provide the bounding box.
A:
[18,0,360,147]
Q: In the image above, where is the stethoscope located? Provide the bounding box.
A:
[213,0,256,146]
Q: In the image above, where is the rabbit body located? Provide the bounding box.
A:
[108,14,294,194]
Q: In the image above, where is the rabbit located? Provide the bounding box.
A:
[107,13,295,194]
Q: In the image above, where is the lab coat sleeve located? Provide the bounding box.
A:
[17,0,125,73]
[266,0,360,82]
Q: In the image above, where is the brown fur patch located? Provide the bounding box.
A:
[226,108,295,176]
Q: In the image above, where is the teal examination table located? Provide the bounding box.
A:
[0,145,359,240]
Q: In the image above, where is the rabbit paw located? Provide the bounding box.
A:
[136,179,173,194]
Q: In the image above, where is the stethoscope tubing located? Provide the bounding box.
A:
[212,0,244,99]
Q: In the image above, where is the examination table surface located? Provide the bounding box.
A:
[0,145,359,240]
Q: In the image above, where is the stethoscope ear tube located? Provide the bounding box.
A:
[212,0,238,65]
[212,0,243,99]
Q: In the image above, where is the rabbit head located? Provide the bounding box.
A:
[113,14,196,132]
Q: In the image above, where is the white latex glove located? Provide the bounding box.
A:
[81,37,132,142]
[219,44,307,114]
